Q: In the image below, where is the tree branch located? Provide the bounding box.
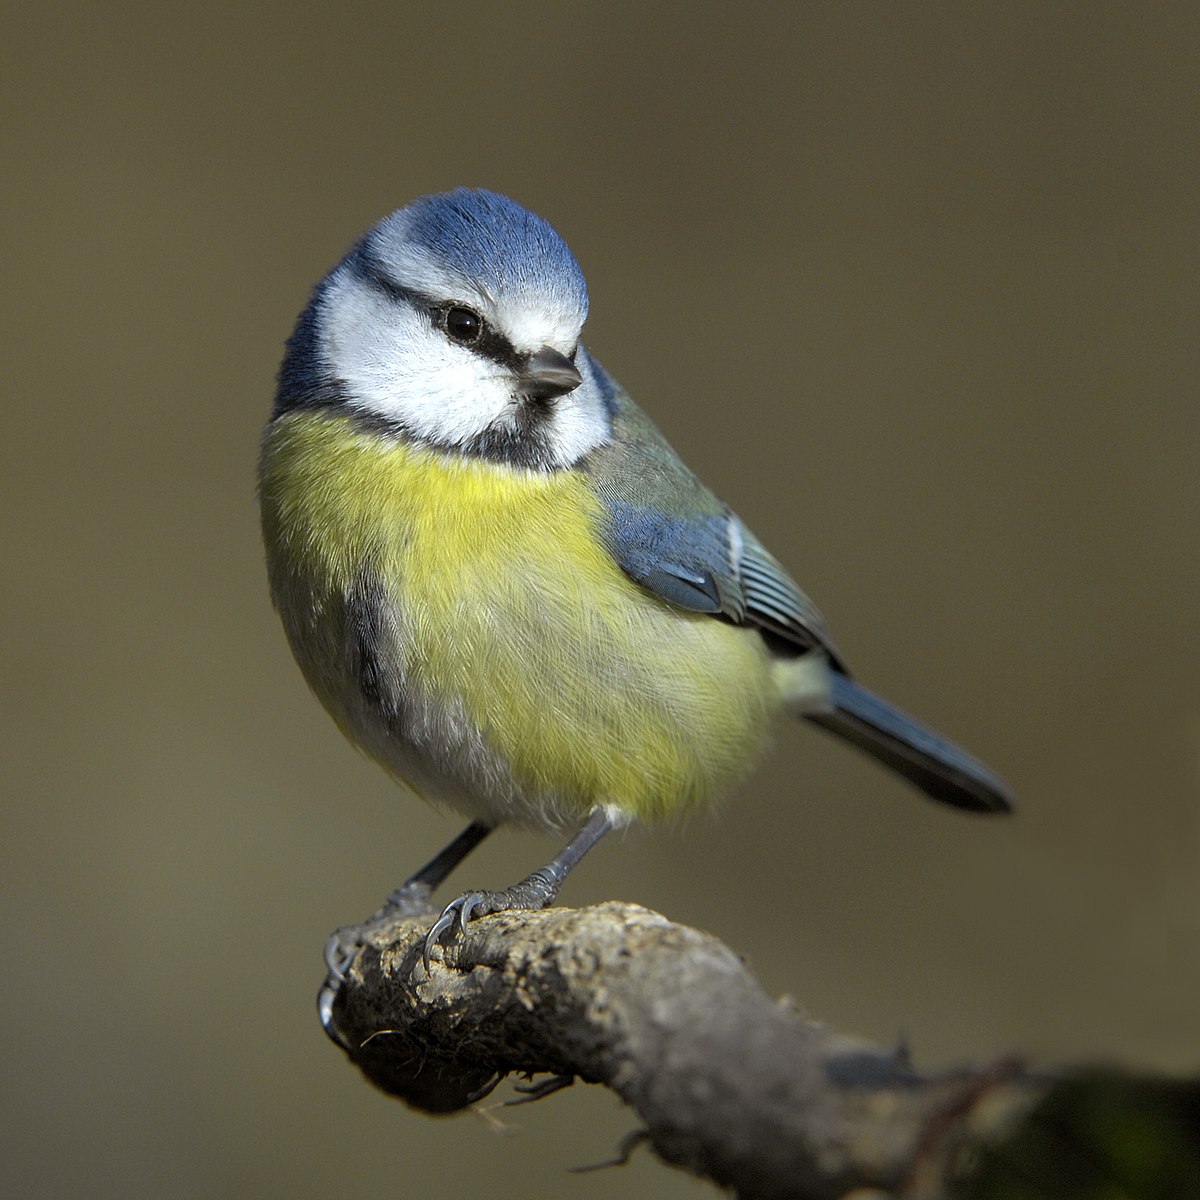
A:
[320,900,1039,1198]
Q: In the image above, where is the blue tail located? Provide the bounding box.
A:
[804,673,1014,813]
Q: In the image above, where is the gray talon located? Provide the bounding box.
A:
[324,931,359,982]
[422,891,494,973]
[423,907,458,973]
[317,980,338,1032]
[413,814,614,979]
[456,891,486,933]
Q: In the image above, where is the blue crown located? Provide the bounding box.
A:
[371,188,588,315]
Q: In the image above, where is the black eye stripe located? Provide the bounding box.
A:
[351,250,525,373]
[431,302,522,371]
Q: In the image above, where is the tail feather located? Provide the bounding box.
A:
[804,673,1014,813]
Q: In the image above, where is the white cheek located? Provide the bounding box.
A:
[544,376,612,467]
[319,271,512,442]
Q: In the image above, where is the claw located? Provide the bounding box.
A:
[422,891,496,973]
[422,905,459,974]
[415,809,613,976]
[317,980,337,1030]
[506,1073,575,1106]
[324,930,359,982]
[455,891,486,934]
[317,971,358,1051]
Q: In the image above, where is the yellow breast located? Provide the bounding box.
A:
[260,411,779,825]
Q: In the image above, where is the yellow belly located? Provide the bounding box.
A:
[260,411,780,825]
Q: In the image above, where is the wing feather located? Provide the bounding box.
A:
[577,356,840,664]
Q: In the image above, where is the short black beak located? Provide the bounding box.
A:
[519,347,582,402]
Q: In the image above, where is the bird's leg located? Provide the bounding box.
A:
[423,807,613,972]
[380,819,493,914]
[323,820,493,982]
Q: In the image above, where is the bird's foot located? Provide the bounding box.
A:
[323,927,361,984]
[319,878,441,1047]
[323,879,437,984]
[422,869,561,973]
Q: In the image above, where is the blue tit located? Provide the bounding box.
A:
[259,188,1012,961]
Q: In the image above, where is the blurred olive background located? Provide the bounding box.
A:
[3,4,1197,1198]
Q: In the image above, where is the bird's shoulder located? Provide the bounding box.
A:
[575,360,841,663]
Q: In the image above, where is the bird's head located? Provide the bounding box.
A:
[275,189,613,469]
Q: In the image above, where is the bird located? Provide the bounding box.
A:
[259,188,1012,971]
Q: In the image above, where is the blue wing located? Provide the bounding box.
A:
[575,354,1012,813]
[577,354,843,666]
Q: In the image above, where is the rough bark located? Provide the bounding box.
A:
[320,900,1039,1199]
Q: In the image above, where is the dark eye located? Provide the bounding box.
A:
[442,306,483,345]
